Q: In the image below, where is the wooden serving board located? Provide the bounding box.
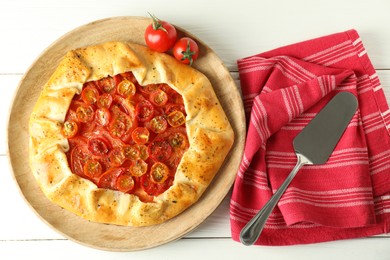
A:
[7,16,245,251]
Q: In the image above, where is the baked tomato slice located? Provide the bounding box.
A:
[97,93,113,109]
[97,167,124,190]
[140,172,173,196]
[108,147,126,167]
[95,108,111,126]
[81,85,99,105]
[135,144,149,160]
[112,96,135,116]
[70,145,91,177]
[148,140,172,162]
[117,79,136,98]
[169,131,189,150]
[123,145,140,160]
[67,136,88,149]
[129,158,148,177]
[149,89,168,107]
[138,84,159,96]
[97,76,116,94]
[140,173,158,196]
[167,111,186,127]
[154,127,189,168]
[150,162,170,183]
[136,100,154,122]
[76,105,95,123]
[116,173,135,193]
[83,159,103,180]
[148,116,168,134]
[87,136,111,157]
[132,127,150,144]
[62,120,79,138]
[109,119,126,138]
[109,97,138,141]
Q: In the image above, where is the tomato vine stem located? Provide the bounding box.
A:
[148,12,168,33]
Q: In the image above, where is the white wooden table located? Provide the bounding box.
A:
[2,0,390,259]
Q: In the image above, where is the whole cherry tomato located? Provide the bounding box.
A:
[144,14,177,52]
[173,37,199,65]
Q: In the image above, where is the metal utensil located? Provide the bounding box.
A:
[239,92,358,246]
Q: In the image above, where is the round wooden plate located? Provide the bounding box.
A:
[7,16,245,251]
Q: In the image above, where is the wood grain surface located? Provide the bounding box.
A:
[7,17,245,251]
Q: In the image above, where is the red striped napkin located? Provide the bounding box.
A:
[230,29,390,245]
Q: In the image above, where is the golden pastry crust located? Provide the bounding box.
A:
[29,41,234,226]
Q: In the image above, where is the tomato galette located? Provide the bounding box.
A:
[28,41,234,226]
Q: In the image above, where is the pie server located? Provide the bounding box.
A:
[239,92,358,246]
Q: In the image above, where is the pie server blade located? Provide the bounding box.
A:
[239,92,358,246]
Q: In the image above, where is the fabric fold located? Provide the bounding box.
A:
[230,29,390,245]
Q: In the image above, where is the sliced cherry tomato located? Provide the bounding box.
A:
[148,140,172,162]
[135,144,149,160]
[97,93,113,109]
[109,119,126,138]
[167,111,186,127]
[132,127,150,144]
[136,100,154,122]
[148,116,167,134]
[130,159,148,177]
[62,120,79,138]
[117,79,136,98]
[81,85,99,105]
[123,145,140,160]
[87,137,111,157]
[76,105,95,123]
[149,89,168,107]
[144,13,177,52]
[97,167,124,189]
[95,108,111,126]
[150,162,170,183]
[108,147,126,167]
[83,159,103,179]
[173,37,199,65]
[98,76,116,94]
[169,132,189,150]
[116,173,135,193]
[70,145,91,177]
